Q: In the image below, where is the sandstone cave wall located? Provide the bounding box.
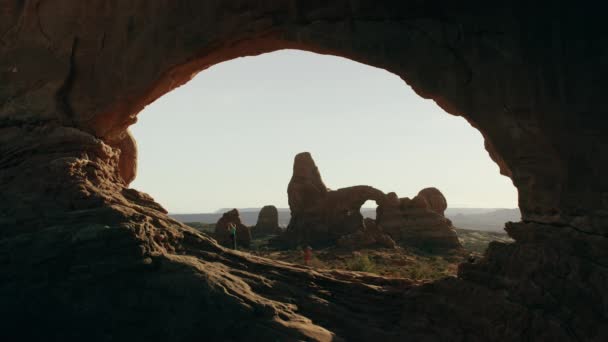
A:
[2,2,607,234]
[1,2,607,341]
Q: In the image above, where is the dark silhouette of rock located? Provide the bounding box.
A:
[377,191,462,252]
[287,152,329,212]
[214,209,251,248]
[1,3,606,341]
[338,218,396,250]
[284,155,460,252]
[252,205,282,237]
[282,153,387,247]
[417,187,448,216]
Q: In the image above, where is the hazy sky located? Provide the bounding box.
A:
[130,50,517,213]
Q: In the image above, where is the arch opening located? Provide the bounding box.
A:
[3,4,605,340]
[129,49,517,280]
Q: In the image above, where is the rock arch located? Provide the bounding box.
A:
[1,2,606,340]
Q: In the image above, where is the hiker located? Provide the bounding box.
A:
[229,223,237,250]
[303,246,313,266]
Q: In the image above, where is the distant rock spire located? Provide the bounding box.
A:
[287,152,329,213]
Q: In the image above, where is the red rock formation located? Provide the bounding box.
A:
[287,152,329,213]
[282,153,387,247]
[417,187,448,216]
[377,191,462,252]
[337,218,396,250]
[283,155,458,252]
[1,2,606,341]
[215,209,252,248]
[252,205,282,237]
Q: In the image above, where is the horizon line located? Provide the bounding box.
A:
[169,206,520,215]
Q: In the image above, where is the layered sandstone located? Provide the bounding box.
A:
[0,2,606,341]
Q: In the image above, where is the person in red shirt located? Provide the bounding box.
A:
[303,246,313,266]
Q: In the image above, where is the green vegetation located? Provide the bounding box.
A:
[183,221,512,282]
[249,235,275,252]
[397,255,454,280]
[185,222,215,234]
[455,228,513,254]
[345,253,376,273]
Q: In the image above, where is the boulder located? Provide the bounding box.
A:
[252,205,282,237]
[214,209,252,248]
[417,187,448,216]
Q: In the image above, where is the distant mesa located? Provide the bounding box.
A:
[214,209,252,248]
[276,152,462,252]
[252,205,282,238]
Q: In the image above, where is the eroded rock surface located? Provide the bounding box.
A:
[1,2,607,341]
[377,192,462,252]
[282,152,389,247]
[283,153,460,252]
[417,187,448,216]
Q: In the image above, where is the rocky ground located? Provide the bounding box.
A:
[187,222,512,281]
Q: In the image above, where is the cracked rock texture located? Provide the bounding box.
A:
[1,1,607,341]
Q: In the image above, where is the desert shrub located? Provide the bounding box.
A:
[401,256,452,280]
[346,254,376,273]
[249,236,276,251]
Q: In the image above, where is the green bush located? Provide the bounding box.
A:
[346,254,376,273]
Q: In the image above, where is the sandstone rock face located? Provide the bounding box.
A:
[214,209,252,248]
[337,218,396,250]
[283,154,458,252]
[282,153,387,247]
[417,187,448,216]
[252,205,282,238]
[287,152,328,209]
[377,192,462,252]
[1,2,607,341]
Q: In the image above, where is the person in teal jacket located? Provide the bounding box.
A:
[228,223,237,250]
